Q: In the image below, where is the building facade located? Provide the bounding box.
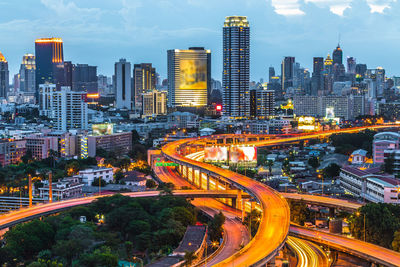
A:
[222,16,250,118]
[0,139,26,166]
[19,54,36,93]
[87,132,132,157]
[35,38,65,100]
[115,59,132,109]
[0,51,9,98]
[134,63,156,108]
[72,64,98,93]
[373,132,400,163]
[39,83,57,117]
[142,90,167,117]
[168,47,211,108]
[52,87,88,131]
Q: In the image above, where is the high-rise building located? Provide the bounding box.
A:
[168,47,211,108]
[281,56,295,93]
[222,16,250,118]
[332,44,343,65]
[134,63,156,108]
[72,64,98,93]
[39,84,57,117]
[63,61,73,88]
[250,86,275,119]
[311,57,324,95]
[35,38,65,100]
[347,57,356,74]
[269,67,275,83]
[0,51,9,98]
[142,90,167,117]
[52,87,88,131]
[356,64,367,78]
[19,54,36,93]
[114,59,132,109]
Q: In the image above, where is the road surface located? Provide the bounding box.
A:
[287,236,330,267]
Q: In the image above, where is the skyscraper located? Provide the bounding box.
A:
[35,38,65,101]
[347,57,356,74]
[222,16,250,118]
[268,67,275,83]
[19,54,36,93]
[168,47,211,108]
[72,64,98,93]
[311,57,324,95]
[281,56,295,94]
[114,59,132,109]
[0,51,9,98]
[332,44,343,65]
[133,63,156,108]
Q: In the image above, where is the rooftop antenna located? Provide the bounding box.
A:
[338,33,341,47]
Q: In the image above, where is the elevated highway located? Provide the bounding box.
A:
[290,225,400,267]
[0,190,249,230]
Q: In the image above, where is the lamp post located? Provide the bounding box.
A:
[356,211,366,242]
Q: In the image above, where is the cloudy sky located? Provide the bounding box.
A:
[0,0,399,81]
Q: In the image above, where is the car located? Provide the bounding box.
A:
[304,222,315,228]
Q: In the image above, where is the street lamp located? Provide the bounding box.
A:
[132,256,143,267]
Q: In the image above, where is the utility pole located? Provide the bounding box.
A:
[49,171,53,203]
[28,174,32,208]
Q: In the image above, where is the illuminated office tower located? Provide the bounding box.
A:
[134,63,156,108]
[223,16,250,118]
[332,44,343,65]
[0,51,9,98]
[311,57,324,95]
[19,54,36,93]
[114,59,132,109]
[281,56,295,93]
[167,47,211,108]
[35,38,65,100]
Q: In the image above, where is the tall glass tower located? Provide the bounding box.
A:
[0,51,9,98]
[19,54,36,93]
[35,38,65,101]
[222,16,250,118]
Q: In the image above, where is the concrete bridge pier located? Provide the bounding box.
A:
[329,207,335,218]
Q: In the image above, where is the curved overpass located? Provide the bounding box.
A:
[162,139,291,266]
[0,190,248,230]
[161,124,400,266]
[290,225,400,267]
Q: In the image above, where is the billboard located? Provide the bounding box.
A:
[204,146,228,162]
[229,146,257,163]
[92,123,114,136]
[179,59,207,90]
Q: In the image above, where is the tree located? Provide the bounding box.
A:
[322,163,341,178]
[208,212,225,241]
[114,170,124,183]
[383,152,395,174]
[92,178,107,187]
[349,203,400,248]
[146,179,157,188]
[392,230,400,252]
[78,246,118,267]
[308,156,320,169]
[183,251,197,266]
[244,209,262,237]
[266,160,274,174]
[288,200,311,226]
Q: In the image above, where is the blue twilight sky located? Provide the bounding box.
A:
[0,0,399,81]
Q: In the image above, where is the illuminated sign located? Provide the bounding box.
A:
[205,147,228,162]
[229,146,257,163]
[215,104,222,111]
[87,93,100,99]
[179,59,207,90]
[155,162,179,167]
[92,124,114,136]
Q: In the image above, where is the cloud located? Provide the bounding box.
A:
[270,0,305,15]
[367,0,396,13]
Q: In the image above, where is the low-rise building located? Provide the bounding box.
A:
[76,167,114,185]
[339,166,400,204]
[121,170,148,186]
[39,177,84,200]
[373,132,400,163]
[349,149,368,165]
[25,134,58,160]
[87,131,132,157]
[0,139,26,166]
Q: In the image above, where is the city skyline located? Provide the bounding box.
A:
[1,0,400,80]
